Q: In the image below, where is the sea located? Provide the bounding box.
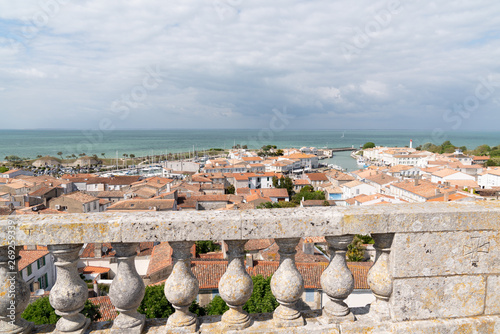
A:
[0,129,498,172]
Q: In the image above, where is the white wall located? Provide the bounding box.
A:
[21,254,56,291]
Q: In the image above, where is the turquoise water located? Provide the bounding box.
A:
[0,129,498,168]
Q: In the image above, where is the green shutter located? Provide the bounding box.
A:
[43,273,48,289]
[27,264,32,276]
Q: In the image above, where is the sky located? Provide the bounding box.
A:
[0,0,500,131]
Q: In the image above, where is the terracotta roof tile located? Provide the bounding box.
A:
[88,296,119,322]
[19,249,49,271]
[305,173,328,181]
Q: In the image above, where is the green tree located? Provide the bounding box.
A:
[206,295,229,315]
[356,234,374,244]
[57,152,63,159]
[205,275,278,315]
[347,235,366,262]
[244,275,279,314]
[22,297,100,325]
[257,201,298,209]
[0,166,9,173]
[195,241,221,255]
[5,155,21,162]
[226,184,235,194]
[291,186,325,205]
[130,154,135,159]
[490,149,500,157]
[273,176,293,197]
[138,285,174,318]
[473,144,491,156]
[138,285,206,319]
[362,142,375,149]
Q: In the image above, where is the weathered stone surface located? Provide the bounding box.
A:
[342,206,390,235]
[392,276,486,321]
[240,207,342,240]
[385,201,500,233]
[109,243,146,333]
[392,231,499,278]
[391,315,500,334]
[320,235,355,323]
[219,240,253,330]
[486,275,500,315]
[271,238,305,328]
[48,244,91,333]
[0,246,34,334]
[2,202,500,246]
[30,313,500,333]
[164,241,199,331]
[0,214,122,246]
[367,233,394,321]
[121,211,240,242]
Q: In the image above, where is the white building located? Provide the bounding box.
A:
[478,168,500,189]
[19,248,56,292]
[430,169,476,184]
[341,180,376,199]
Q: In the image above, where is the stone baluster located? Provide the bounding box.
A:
[109,243,145,334]
[271,238,305,328]
[0,246,34,334]
[320,235,355,323]
[164,241,198,332]
[48,244,90,334]
[367,233,394,321]
[219,240,253,330]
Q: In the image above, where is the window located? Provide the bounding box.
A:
[37,273,48,289]
[26,264,32,276]
[212,289,220,298]
[37,256,46,269]
[305,289,315,302]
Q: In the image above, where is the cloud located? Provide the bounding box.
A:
[0,0,499,130]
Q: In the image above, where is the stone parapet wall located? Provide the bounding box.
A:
[1,202,499,246]
[1,202,499,333]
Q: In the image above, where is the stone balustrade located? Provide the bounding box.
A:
[1,202,499,333]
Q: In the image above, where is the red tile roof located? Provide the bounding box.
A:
[146,242,173,276]
[88,296,119,322]
[79,266,110,274]
[306,173,328,182]
[19,249,49,271]
[191,260,371,290]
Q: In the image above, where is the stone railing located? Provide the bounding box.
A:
[1,202,499,333]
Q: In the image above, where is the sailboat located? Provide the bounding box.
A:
[341,131,345,138]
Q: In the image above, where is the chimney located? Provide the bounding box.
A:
[303,240,315,255]
[93,280,100,296]
[414,176,419,186]
[435,188,441,196]
[444,192,449,202]
[245,254,253,268]
[94,243,102,258]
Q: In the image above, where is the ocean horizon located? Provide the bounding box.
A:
[1,129,498,168]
